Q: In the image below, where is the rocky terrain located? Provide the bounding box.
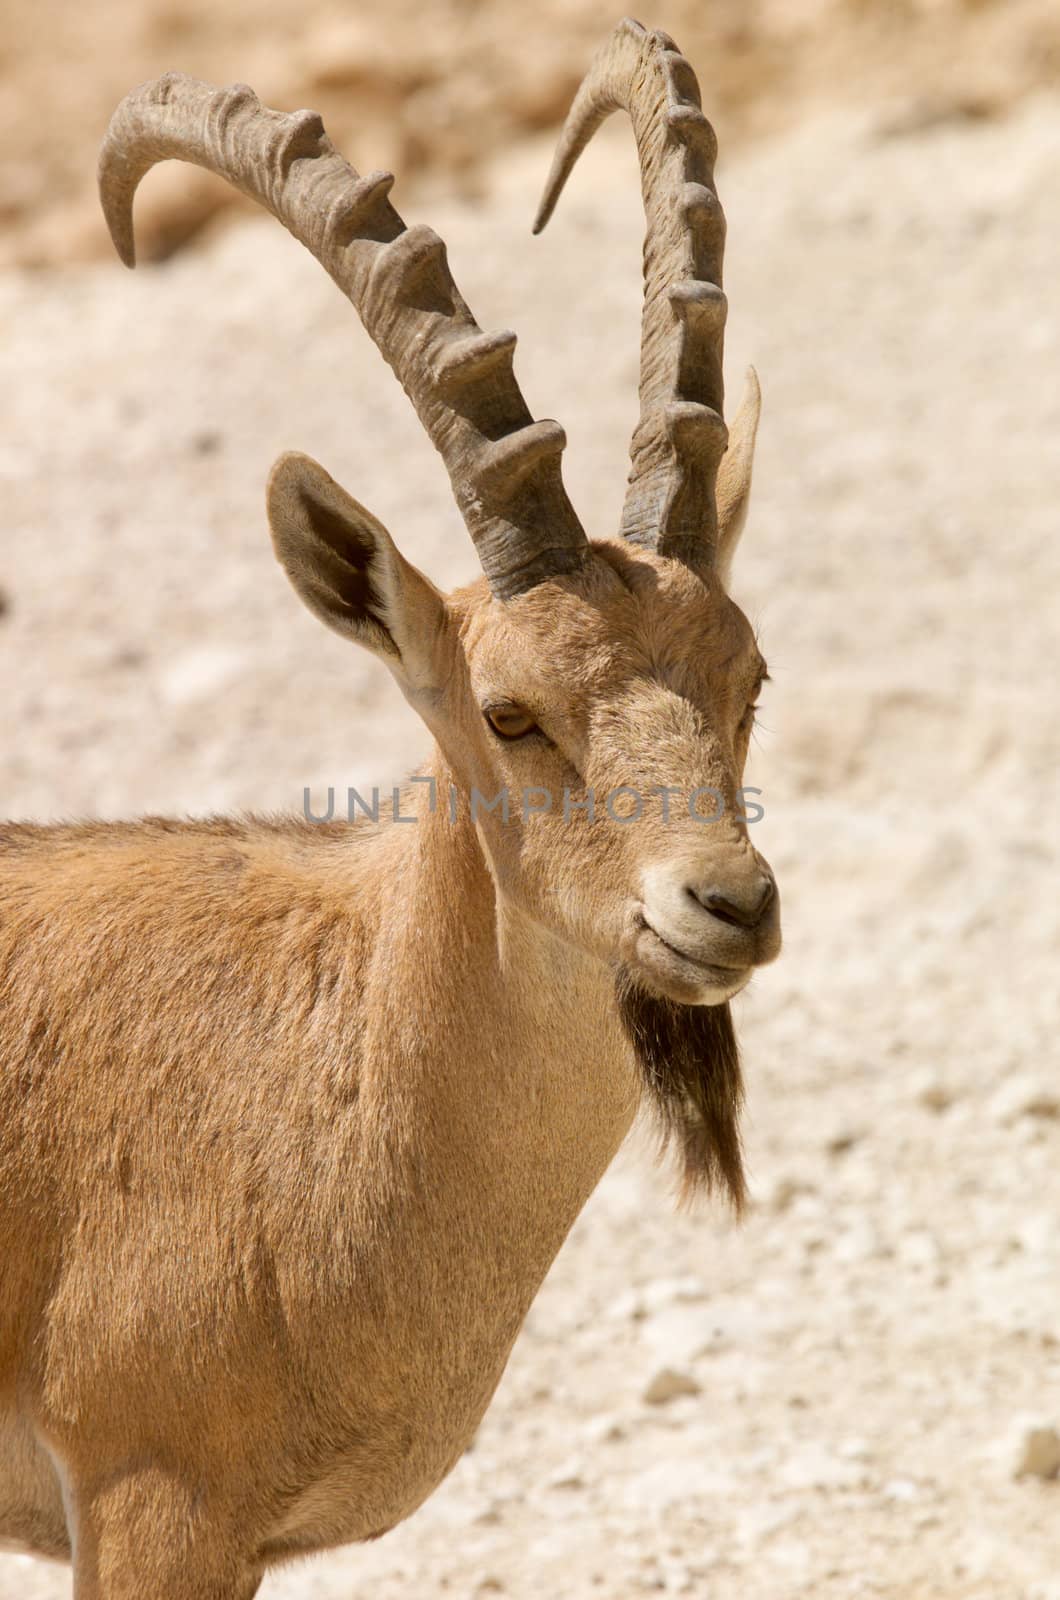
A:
[3,0,1059,267]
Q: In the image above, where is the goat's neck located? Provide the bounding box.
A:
[355,748,639,1290]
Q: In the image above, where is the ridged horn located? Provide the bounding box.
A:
[534,19,727,567]
[98,73,589,600]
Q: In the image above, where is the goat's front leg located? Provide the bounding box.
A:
[69,1466,263,1600]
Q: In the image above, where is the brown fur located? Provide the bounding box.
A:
[615,971,745,1210]
[4,37,782,1588]
[0,529,780,1596]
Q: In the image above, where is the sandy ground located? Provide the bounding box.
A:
[2,84,1059,1600]
[4,0,1060,268]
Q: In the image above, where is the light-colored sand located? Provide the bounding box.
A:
[1,89,1058,1598]
[5,0,1060,268]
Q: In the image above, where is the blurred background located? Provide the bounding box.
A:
[1,2,1058,1596]
[3,0,1060,268]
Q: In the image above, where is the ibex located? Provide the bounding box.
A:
[0,19,781,1597]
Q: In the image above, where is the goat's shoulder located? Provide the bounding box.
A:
[0,812,386,1013]
[0,811,380,894]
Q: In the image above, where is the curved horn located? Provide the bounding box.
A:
[99,73,588,600]
[534,19,727,567]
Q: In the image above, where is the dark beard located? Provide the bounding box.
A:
[615,967,746,1212]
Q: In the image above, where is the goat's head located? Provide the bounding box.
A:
[99,21,781,1016]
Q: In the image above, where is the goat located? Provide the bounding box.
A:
[0,20,781,1597]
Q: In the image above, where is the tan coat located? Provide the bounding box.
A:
[1,22,781,1597]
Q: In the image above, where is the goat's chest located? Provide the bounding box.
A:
[259,1340,511,1560]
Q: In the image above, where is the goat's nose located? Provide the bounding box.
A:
[689,874,775,930]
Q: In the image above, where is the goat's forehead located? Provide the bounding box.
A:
[456,549,752,680]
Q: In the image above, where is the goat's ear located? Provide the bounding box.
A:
[715,367,761,588]
[267,452,447,687]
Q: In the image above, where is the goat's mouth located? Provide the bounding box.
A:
[628,910,752,1006]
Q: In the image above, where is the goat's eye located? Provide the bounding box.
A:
[485,704,538,741]
[739,701,760,732]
